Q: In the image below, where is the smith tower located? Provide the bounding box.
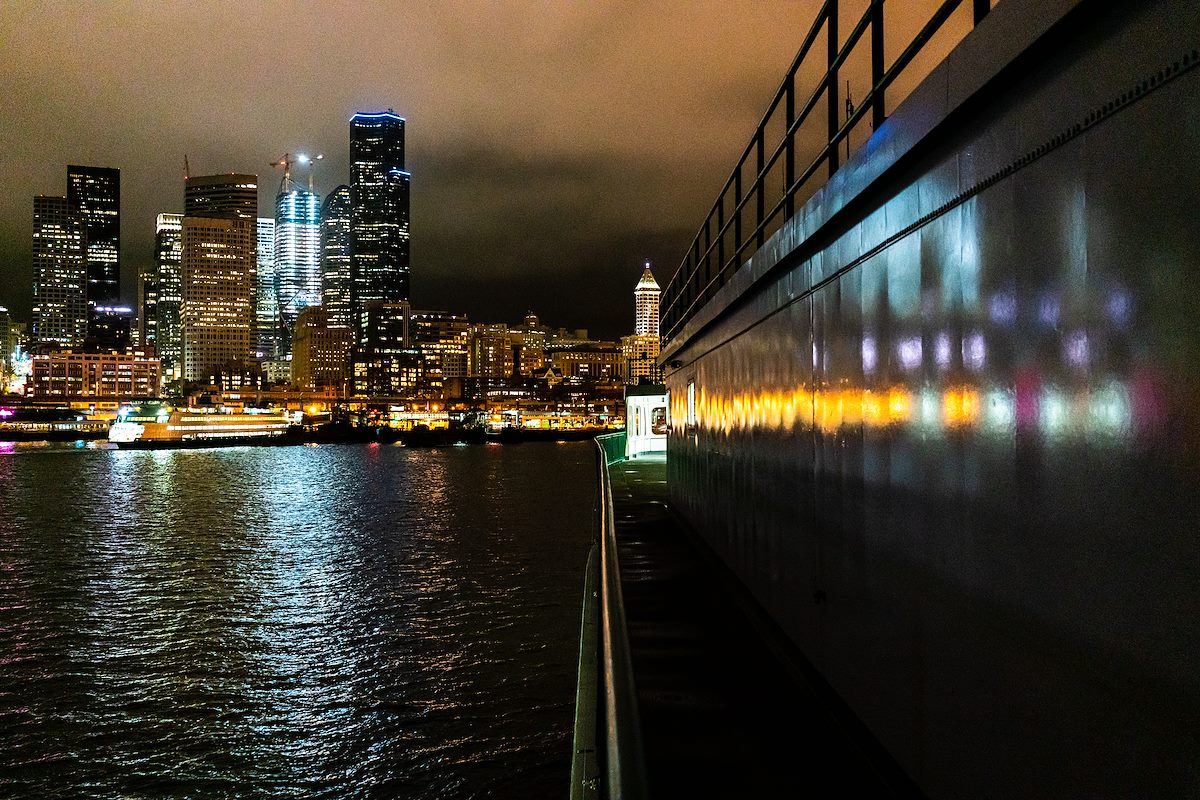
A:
[349,110,410,332]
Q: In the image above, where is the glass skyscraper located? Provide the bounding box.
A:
[256,217,278,359]
[31,196,88,347]
[274,188,321,355]
[320,185,352,329]
[66,165,120,312]
[350,111,411,329]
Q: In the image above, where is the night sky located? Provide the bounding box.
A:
[0,1,832,339]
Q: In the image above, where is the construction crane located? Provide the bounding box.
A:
[270,152,324,194]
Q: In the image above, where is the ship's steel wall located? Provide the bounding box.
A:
[663,2,1199,797]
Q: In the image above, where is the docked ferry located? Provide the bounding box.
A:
[109,404,293,448]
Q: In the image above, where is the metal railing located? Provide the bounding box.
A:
[661,0,993,342]
[571,432,648,800]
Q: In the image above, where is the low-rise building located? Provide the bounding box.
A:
[30,347,161,399]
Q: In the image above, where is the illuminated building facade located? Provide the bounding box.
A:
[66,166,121,327]
[550,346,624,383]
[275,188,321,353]
[634,261,660,337]
[350,110,410,334]
[412,310,470,397]
[31,196,88,347]
[255,217,278,359]
[352,301,420,396]
[181,175,257,382]
[321,185,353,329]
[469,323,513,379]
[153,213,183,378]
[0,306,15,383]
[291,306,353,391]
[30,347,160,398]
[622,334,661,384]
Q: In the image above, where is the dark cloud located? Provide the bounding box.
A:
[0,1,825,338]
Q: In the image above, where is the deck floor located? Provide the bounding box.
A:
[610,454,915,798]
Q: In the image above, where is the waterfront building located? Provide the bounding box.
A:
[255,217,278,360]
[549,345,625,383]
[291,306,353,391]
[274,185,321,354]
[321,185,353,329]
[352,301,419,396]
[350,110,411,335]
[622,333,661,384]
[30,346,160,399]
[66,166,121,329]
[31,196,88,347]
[181,175,257,382]
[469,323,512,380]
[634,261,660,338]
[509,312,549,376]
[411,310,470,398]
[154,213,183,379]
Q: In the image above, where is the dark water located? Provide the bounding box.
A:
[0,441,595,798]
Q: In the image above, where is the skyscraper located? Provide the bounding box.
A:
[31,196,88,347]
[154,213,183,378]
[624,262,662,384]
[66,165,120,315]
[634,261,660,338]
[350,110,411,329]
[320,185,352,329]
[255,217,278,360]
[184,174,257,218]
[181,175,257,382]
[274,185,321,353]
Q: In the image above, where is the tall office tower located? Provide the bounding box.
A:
[66,166,120,318]
[350,110,411,334]
[154,213,183,378]
[31,196,88,347]
[255,218,278,359]
[181,175,257,382]
[634,261,660,337]
[321,185,352,329]
[274,185,321,354]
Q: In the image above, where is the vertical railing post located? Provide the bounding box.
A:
[733,169,742,260]
[871,0,885,130]
[827,0,840,177]
[973,0,989,25]
[716,195,725,283]
[785,75,795,220]
[703,215,712,297]
[755,127,765,246]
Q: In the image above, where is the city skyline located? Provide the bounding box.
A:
[0,2,821,339]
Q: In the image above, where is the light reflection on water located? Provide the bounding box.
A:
[0,442,594,798]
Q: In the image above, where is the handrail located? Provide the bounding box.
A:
[662,0,993,342]
[569,544,600,800]
[570,432,648,799]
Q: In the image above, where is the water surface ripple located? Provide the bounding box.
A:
[0,441,594,798]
